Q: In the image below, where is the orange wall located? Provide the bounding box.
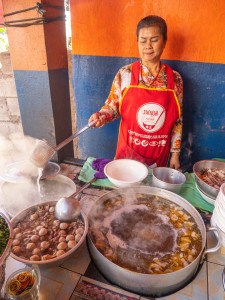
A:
[2,0,47,70]
[0,0,4,26]
[2,0,68,70]
[71,0,225,64]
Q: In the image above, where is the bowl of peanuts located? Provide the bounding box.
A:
[10,201,88,267]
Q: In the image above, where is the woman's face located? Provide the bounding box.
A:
[138,26,166,65]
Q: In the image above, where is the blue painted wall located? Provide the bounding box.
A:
[14,70,55,144]
[73,55,225,170]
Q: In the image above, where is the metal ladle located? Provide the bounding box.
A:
[30,120,97,169]
[54,177,96,222]
[54,158,111,222]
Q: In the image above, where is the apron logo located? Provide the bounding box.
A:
[137,103,166,133]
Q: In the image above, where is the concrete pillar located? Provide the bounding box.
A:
[2,0,73,162]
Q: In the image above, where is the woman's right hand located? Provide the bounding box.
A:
[88,112,106,128]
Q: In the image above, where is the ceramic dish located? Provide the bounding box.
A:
[104,159,148,188]
[195,183,215,206]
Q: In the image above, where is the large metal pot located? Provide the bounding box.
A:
[87,186,221,297]
[193,160,225,199]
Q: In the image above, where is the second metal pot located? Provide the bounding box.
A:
[193,160,225,199]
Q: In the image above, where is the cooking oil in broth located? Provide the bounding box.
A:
[89,194,202,274]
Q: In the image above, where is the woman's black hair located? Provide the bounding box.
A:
[136,15,167,41]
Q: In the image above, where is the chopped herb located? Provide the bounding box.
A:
[0,215,10,257]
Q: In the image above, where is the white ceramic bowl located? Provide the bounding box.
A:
[104,159,148,188]
[216,183,225,208]
[152,167,186,193]
[213,201,225,233]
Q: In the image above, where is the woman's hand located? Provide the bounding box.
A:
[169,152,180,170]
[88,112,106,128]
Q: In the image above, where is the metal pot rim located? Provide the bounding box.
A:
[193,160,225,196]
[152,167,186,186]
[10,200,88,265]
[87,186,220,274]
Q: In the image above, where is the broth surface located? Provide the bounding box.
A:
[89,193,202,274]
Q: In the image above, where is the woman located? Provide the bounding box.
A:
[89,15,183,169]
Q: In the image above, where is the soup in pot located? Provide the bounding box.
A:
[89,193,202,274]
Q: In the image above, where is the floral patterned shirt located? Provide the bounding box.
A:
[99,61,183,152]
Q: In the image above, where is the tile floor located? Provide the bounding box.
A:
[1,163,225,300]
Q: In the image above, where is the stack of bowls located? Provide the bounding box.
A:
[211,183,225,254]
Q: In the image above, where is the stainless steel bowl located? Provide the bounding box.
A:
[10,201,88,267]
[193,160,225,199]
[152,167,186,193]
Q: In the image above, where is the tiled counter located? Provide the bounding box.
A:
[2,163,225,300]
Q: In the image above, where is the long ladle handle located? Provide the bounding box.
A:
[71,177,97,198]
[55,120,97,152]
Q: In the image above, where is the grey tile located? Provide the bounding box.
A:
[206,231,225,265]
[208,262,225,300]
[157,262,208,300]
[61,240,91,275]
[39,267,81,300]
[84,260,110,284]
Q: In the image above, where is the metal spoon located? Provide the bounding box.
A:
[54,177,96,221]
[30,120,97,169]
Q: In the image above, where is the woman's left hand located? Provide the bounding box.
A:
[169,152,180,170]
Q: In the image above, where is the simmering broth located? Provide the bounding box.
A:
[89,193,202,274]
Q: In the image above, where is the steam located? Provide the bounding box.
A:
[89,189,179,273]
[0,133,40,216]
[0,133,75,217]
[0,132,37,175]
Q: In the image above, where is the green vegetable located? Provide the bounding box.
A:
[0,215,10,257]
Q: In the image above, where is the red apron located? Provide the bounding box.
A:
[115,61,181,167]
